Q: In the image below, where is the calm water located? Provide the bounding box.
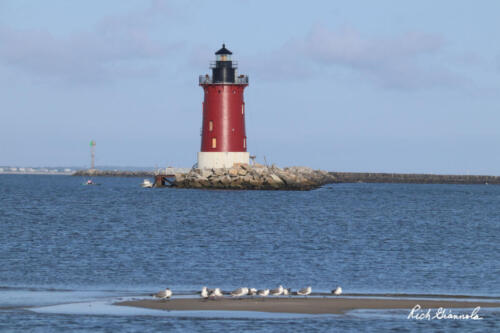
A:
[0,175,499,332]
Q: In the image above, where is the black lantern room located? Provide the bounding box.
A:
[212,44,236,83]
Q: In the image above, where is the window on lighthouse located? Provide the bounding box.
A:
[216,54,231,61]
[212,138,217,149]
[209,120,213,131]
[243,138,246,148]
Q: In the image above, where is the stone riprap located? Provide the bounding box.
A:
[330,172,500,184]
[172,164,335,190]
[73,168,500,186]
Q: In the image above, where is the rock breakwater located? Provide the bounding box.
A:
[172,164,335,190]
[73,168,500,186]
[330,172,500,184]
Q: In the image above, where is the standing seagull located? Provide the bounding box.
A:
[153,288,172,300]
[282,288,291,296]
[332,286,342,296]
[213,288,223,297]
[231,287,249,297]
[201,286,209,299]
[257,289,269,297]
[248,288,257,296]
[269,285,284,296]
[297,286,312,296]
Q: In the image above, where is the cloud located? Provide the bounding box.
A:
[453,52,484,67]
[305,25,442,67]
[245,24,465,90]
[0,0,178,83]
[239,38,315,82]
[300,25,464,90]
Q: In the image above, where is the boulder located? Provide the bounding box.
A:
[249,177,264,187]
[192,168,212,178]
[188,172,201,180]
[242,175,253,183]
[220,175,232,185]
[190,179,203,188]
[287,166,314,175]
[253,168,266,176]
[213,168,225,176]
[269,174,284,184]
[233,163,249,169]
[232,178,243,187]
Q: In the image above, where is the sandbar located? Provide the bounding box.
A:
[116,297,500,315]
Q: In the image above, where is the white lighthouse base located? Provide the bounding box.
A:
[197,152,249,169]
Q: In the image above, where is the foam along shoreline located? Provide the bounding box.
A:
[116,297,500,315]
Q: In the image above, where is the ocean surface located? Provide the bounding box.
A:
[0,174,499,332]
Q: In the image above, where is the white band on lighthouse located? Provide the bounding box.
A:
[198,152,249,169]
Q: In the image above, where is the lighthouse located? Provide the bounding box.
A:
[198,44,249,169]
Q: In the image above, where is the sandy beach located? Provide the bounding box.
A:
[116,297,500,315]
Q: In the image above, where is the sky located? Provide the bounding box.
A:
[1,0,499,174]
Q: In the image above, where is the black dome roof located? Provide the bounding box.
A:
[215,43,232,55]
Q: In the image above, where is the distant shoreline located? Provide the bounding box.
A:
[0,172,73,176]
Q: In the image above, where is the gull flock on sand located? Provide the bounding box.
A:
[153,285,343,300]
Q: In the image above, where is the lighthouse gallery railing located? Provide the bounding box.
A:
[199,75,249,85]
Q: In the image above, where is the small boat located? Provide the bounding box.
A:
[83,179,99,186]
[141,179,153,188]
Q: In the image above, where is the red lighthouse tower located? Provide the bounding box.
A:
[198,44,249,169]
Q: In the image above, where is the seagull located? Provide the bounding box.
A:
[282,288,291,296]
[213,288,223,297]
[153,288,172,300]
[297,286,312,296]
[248,288,257,296]
[231,287,249,297]
[269,285,283,296]
[332,286,342,296]
[201,286,209,298]
[257,289,269,296]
